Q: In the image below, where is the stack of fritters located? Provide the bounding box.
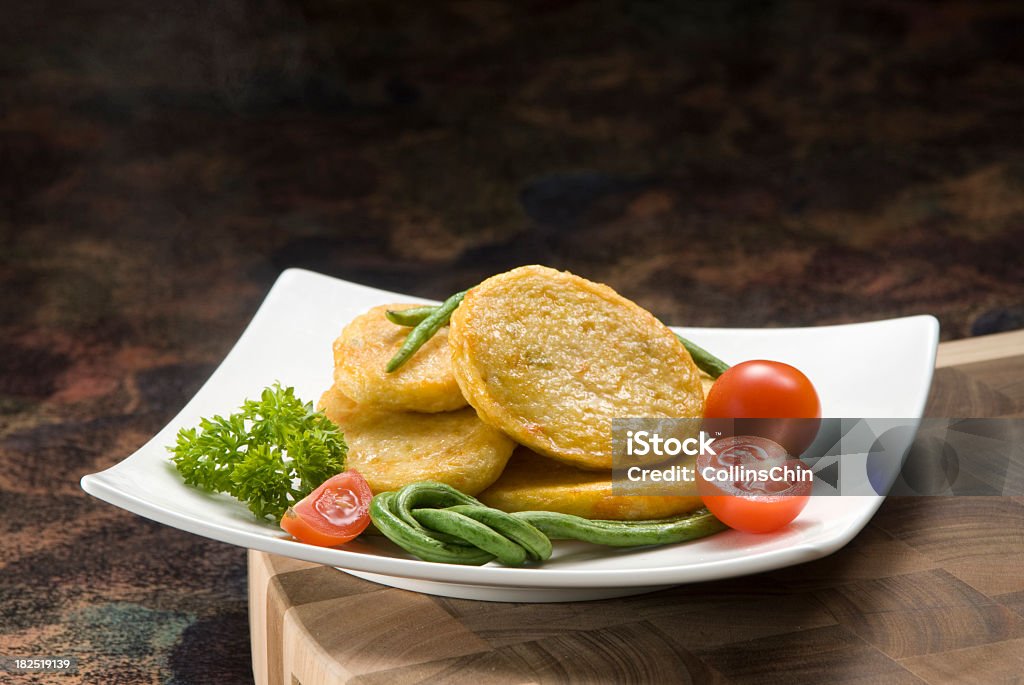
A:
[321,266,707,519]
[319,305,515,496]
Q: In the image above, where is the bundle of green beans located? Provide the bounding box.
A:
[385,297,731,378]
[369,481,727,566]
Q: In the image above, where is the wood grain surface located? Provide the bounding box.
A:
[249,331,1024,685]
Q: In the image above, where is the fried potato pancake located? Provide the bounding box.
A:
[333,304,467,413]
[700,372,714,400]
[329,404,516,495]
[317,383,361,423]
[449,265,704,469]
[478,447,702,520]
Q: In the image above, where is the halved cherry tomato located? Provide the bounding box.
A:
[697,435,812,533]
[704,360,821,455]
[280,470,373,547]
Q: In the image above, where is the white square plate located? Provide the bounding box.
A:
[82,269,939,602]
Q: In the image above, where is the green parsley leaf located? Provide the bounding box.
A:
[168,383,347,521]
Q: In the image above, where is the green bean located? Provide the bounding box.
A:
[446,505,552,562]
[515,509,727,547]
[369,489,494,565]
[370,482,551,565]
[391,479,481,545]
[385,306,436,327]
[411,509,529,566]
[385,291,466,373]
[675,333,730,379]
[368,482,725,566]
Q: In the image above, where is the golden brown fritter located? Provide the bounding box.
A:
[700,372,715,400]
[317,383,361,424]
[332,304,467,413]
[332,405,516,495]
[478,447,702,520]
[449,265,704,470]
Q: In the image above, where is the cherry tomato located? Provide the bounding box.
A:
[697,435,812,533]
[280,470,373,547]
[704,360,821,455]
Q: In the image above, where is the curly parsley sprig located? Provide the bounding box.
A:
[168,383,347,520]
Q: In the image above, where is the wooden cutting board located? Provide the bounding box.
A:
[249,330,1024,685]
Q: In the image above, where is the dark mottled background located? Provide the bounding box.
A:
[2,0,1023,682]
